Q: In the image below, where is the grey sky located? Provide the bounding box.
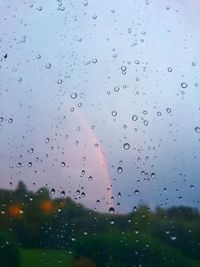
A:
[0,0,200,213]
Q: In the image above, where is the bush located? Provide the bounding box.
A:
[72,257,96,267]
[0,228,20,267]
[73,231,192,267]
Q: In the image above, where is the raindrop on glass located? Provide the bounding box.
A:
[181,82,187,89]
[123,143,130,150]
[60,162,65,167]
[51,188,55,195]
[195,127,200,133]
[71,93,77,99]
[111,111,117,117]
[57,79,62,84]
[45,63,51,69]
[132,115,138,121]
[109,207,115,214]
[121,65,127,71]
[45,138,50,143]
[61,191,65,197]
[81,192,85,198]
[117,167,123,174]
[167,67,173,72]
[170,234,177,241]
[134,190,140,196]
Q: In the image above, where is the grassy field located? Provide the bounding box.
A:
[20,248,200,267]
[20,249,72,267]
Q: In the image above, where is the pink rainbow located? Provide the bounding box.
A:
[76,110,115,211]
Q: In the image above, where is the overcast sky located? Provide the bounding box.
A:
[0,0,200,213]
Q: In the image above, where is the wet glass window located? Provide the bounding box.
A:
[0,0,200,266]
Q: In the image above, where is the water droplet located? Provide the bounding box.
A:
[109,207,115,214]
[132,115,138,121]
[143,120,148,126]
[45,138,50,143]
[28,162,32,167]
[88,176,93,181]
[195,127,200,133]
[121,65,127,71]
[8,118,13,124]
[57,79,62,84]
[117,167,123,174]
[18,77,22,83]
[81,192,85,198]
[134,229,139,234]
[170,234,177,241]
[71,92,77,99]
[118,192,121,198]
[61,191,65,197]
[181,82,187,89]
[167,67,173,72]
[151,173,156,178]
[37,6,42,11]
[123,143,130,150]
[92,58,97,63]
[128,27,132,33]
[111,111,117,117]
[45,63,51,69]
[60,162,65,167]
[0,117,3,122]
[165,230,170,235]
[29,148,34,154]
[114,87,120,92]
[134,190,140,196]
[166,107,171,113]
[51,188,55,195]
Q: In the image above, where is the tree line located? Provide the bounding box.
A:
[0,181,200,267]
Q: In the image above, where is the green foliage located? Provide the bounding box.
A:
[1,182,200,267]
[20,249,72,267]
[0,228,20,267]
[73,231,192,267]
[72,257,96,267]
